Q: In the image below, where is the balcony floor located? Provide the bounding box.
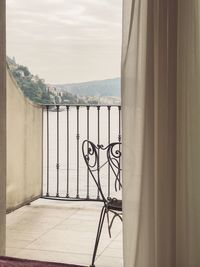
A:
[6,199,123,267]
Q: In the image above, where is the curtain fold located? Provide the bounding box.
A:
[176,1,200,266]
[122,0,200,266]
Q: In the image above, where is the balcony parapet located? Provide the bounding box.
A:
[6,67,43,212]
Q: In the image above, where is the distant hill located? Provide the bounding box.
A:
[55,78,121,97]
[7,56,54,104]
[7,56,81,105]
[7,56,121,105]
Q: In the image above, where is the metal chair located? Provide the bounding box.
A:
[82,140,122,267]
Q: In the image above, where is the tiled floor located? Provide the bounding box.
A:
[6,199,123,267]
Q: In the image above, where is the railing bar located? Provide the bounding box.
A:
[76,106,80,198]
[41,108,44,196]
[43,104,122,201]
[66,106,69,198]
[42,196,103,202]
[118,106,121,142]
[118,106,122,189]
[108,106,111,197]
[41,104,121,108]
[97,106,100,199]
[46,106,49,197]
[56,105,60,197]
[86,106,90,199]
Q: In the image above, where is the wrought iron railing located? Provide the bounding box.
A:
[42,104,122,201]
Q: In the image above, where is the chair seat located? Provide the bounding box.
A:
[107,198,122,211]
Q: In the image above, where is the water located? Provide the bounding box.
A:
[43,106,121,200]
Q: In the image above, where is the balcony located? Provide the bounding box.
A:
[6,200,122,267]
[6,71,123,267]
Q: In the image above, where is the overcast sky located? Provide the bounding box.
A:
[6,0,122,84]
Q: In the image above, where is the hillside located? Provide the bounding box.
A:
[7,56,80,105]
[7,56,121,105]
[55,78,121,97]
[7,56,55,104]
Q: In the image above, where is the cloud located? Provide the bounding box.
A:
[6,0,122,83]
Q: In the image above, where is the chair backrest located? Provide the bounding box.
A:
[82,140,122,203]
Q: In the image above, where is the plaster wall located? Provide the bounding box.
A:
[6,68,43,212]
[0,0,6,255]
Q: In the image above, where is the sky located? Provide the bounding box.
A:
[6,0,122,84]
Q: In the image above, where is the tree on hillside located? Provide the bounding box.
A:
[10,62,55,104]
[17,65,30,77]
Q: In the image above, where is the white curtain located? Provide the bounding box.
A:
[122,0,200,266]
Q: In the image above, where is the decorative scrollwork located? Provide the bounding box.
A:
[107,143,122,191]
[82,140,122,201]
[83,140,99,171]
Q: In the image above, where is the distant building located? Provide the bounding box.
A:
[63,99,70,104]
[46,84,59,96]
[31,75,40,83]
[59,91,63,97]
[16,69,25,78]
[98,96,121,105]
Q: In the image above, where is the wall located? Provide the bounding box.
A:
[6,68,43,212]
[0,0,6,255]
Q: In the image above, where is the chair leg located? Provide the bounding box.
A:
[90,206,106,267]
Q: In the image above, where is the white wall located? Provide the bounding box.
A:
[0,0,6,255]
[6,68,43,212]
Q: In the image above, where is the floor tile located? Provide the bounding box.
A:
[6,199,123,267]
